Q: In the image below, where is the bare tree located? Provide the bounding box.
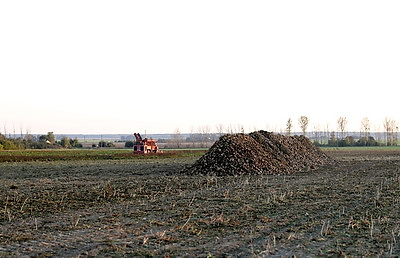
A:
[361,117,370,138]
[383,117,398,146]
[383,117,391,146]
[25,127,33,141]
[286,118,292,136]
[391,120,398,146]
[171,127,184,148]
[325,124,330,145]
[337,117,347,140]
[189,126,196,148]
[298,116,309,136]
[329,131,337,146]
[360,117,370,145]
[313,125,321,145]
[227,124,243,134]
[199,125,211,148]
[215,124,225,137]
[374,125,382,145]
[227,125,233,134]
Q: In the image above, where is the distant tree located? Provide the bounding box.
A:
[70,137,82,148]
[390,119,398,146]
[24,132,34,142]
[337,117,347,140]
[298,116,309,136]
[0,138,20,150]
[39,135,47,142]
[325,124,330,144]
[47,132,55,144]
[358,136,378,146]
[39,132,56,144]
[98,141,115,148]
[360,117,370,146]
[313,125,322,145]
[215,124,225,136]
[19,125,23,139]
[199,125,211,148]
[383,117,391,146]
[328,131,337,147]
[227,124,243,134]
[189,126,196,148]
[99,141,106,148]
[56,136,82,148]
[125,141,134,148]
[285,118,292,136]
[345,136,355,146]
[171,128,184,148]
[60,136,71,148]
[383,117,398,146]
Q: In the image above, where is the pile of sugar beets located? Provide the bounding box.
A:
[183,130,334,176]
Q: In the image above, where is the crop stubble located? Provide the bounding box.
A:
[0,149,400,256]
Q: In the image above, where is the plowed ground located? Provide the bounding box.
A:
[1,148,399,256]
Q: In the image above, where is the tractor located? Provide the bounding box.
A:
[133,133,159,154]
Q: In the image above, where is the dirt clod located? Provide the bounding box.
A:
[183,131,334,176]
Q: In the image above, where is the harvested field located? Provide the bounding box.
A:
[1,148,400,256]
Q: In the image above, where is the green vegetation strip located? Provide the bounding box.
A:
[321,146,400,151]
[0,149,206,162]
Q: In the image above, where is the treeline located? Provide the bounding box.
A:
[286,116,398,147]
[315,135,379,147]
[0,132,82,150]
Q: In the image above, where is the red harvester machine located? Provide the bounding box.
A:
[133,133,159,154]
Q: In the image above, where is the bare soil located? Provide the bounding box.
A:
[1,149,399,256]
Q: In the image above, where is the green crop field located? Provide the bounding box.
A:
[321,146,400,151]
[0,149,206,162]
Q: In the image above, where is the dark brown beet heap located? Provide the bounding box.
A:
[183,130,333,176]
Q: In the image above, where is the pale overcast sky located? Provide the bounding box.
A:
[1,1,399,134]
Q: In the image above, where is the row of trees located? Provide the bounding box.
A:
[325,134,379,147]
[284,116,398,147]
[0,132,82,150]
[285,116,309,136]
[165,116,399,148]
